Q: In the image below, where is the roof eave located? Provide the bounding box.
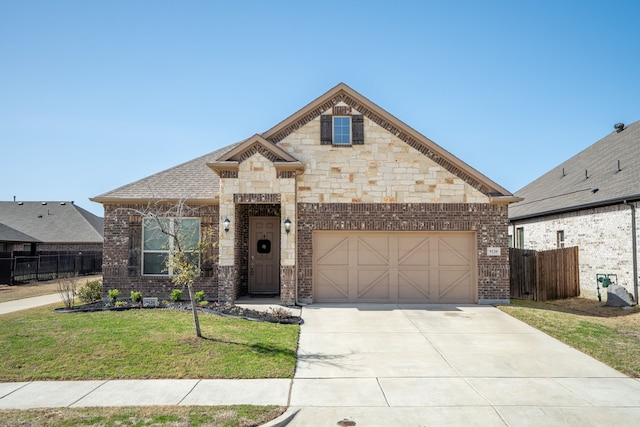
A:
[489,196,524,205]
[509,194,640,221]
[90,197,219,205]
[206,161,238,175]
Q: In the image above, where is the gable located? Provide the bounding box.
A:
[262,83,514,200]
[278,108,490,204]
[94,84,516,206]
[207,134,304,179]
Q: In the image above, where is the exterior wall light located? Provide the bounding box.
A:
[284,218,292,234]
[223,217,231,233]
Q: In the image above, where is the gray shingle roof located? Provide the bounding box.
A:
[509,120,640,220]
[0,202,103,243]
[0,223,40,243]
[92,143,239,202]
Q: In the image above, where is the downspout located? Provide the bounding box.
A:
[624,200,639,304]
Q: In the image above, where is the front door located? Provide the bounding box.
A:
[249,217,280,294]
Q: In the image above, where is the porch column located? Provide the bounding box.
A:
[218,194,238,303]
[280,181,297,305]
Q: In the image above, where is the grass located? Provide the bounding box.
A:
[0,305,299,381]
[499,298,640,377]
[0,405,285,427]
[0,275,102,303]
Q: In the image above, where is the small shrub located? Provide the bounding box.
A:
[268,306,292,320]
[57,276,78,309]
[115,301,126,308]
[130,290,142,304]
[77,280,103,303]
[108,289,120,304]
[199,301,209,307]
[195,290,206,303]
[170,289,183,302]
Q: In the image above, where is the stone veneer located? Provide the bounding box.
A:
[297,202,510,304]
[278,103,488,205]
[218,152,296,267]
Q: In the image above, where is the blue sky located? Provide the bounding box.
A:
[2,0,639,217]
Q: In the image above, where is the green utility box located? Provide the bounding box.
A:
[596,274,617,301]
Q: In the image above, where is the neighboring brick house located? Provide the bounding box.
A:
[0,201,103,254]
[509,121,640,302]
[92,84,519,305]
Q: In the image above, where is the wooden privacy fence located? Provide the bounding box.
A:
[510,246,580,300]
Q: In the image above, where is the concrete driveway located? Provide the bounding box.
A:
[285,304,640,426]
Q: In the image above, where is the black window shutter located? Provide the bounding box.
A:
[352,115,364,145]
[320,115,332,145]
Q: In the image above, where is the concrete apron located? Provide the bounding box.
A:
[283,303,640,427]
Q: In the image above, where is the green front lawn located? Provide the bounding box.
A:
[0,305,299,381]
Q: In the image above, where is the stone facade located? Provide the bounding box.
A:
[280,104,488,205]
[218,152,296,269]
[509,202,639,297]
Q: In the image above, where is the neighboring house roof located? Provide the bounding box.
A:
[93,83,517,204]
[509,120,640,221]
[0,223,40,243]
[0,202,104,244]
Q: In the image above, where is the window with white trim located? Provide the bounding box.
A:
[142,217,200,275]
[557,230,565,249]
[320,112,364,145]
[332,116,351,145]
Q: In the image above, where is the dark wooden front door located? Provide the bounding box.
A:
[249,217,280,294]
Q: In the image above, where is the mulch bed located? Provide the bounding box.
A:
[54,301,302,324]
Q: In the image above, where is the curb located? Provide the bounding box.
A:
[261,407,300,427]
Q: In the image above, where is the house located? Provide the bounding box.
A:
[508,121,640,302]
[0,201,104,254]
[92,83,519,305]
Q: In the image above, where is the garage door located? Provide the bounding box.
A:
[313,231,476,303]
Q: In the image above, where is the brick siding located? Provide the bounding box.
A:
[102,203,219,301]
[297,202,510,303]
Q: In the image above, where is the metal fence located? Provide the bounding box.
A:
[0,252,102,285]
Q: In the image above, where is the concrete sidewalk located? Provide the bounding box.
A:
[0,293,60,315]
[0,379,291,409]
